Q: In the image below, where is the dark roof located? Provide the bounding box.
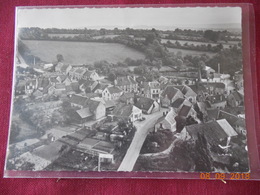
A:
[69,94,88,107]
[207,108,220,120]
[218,110,240,126]
[161,85,182,100]
[85,93,100,99]
[231,91,243,101]
[70,82,79,91]
[55,83,66,89]
[113,103,135,118]
[206,94,226,104]
[186,119,237,144]
[107,86,123,94]
[16,80,26,89]
[95,83,109,91]
[182,85,197,96]
[83,70,96,77]
[116,76,137,86]
[134,96,155,112]
[178,105,192,117]
[50,77,59,83]
[60,64,70,72]
[75,68,86,74]
[88,99,101,113]
[119,93,135,103]
[171,98,185,108]
[201,82,225,89]
[188,84,207,94]
[76,108,93,119]
[68,132,87,141]
[234,118,246,128]
[92,141,115,154]
[144,81,160,90]
[37,77,50,88]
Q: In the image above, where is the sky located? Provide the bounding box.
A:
[17,6,242,30]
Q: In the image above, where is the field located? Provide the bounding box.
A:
[22,40,145,64]
[166,47,216,58]
[48,33,82,38]
[161,39,240,49]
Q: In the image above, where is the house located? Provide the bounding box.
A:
[233,118,246,135]
[25,79,38,95]
[94,83,110,94]
[49,76,60,85]
[205,66,216,78]
[218,110,246,135]
[68,94,89,108]
[134,96,160,114]
[69,68,87,80]
[33,89,44,99]
[82,70,99,81]
[160,85,184,108]
[112,103,142,122]
[119,93,135,105]
[205,94,227,109]
[206,108,220,122]
[76,138,115,158]
[55,63,72,75]
[79,80,99,93]
[65,82,80,95]
[15,80,26,96]
[88,99,106,120]
[54,83,66,95]
[180,85,197,103]
[103,100,117,115]
[184,119,238,146]
[42,84,54,95]
[201,82,226,95]
[102,86,123,101]
[115,76,138,93]
[73,99,106,123]
[37,77,50,91]
[154,108,177,132]
[227,90,244,107]
[234,70,244,90]
[178,105,197,119]
[171,98,192,113]
[142,81,161,100]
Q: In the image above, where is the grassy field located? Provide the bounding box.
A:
[48,33,82,38]
[161,39,240,49]
[166,47,216,58]
[22,40,145,64]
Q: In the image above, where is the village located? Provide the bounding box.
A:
[5,24,249,173]
[6,52,248,173]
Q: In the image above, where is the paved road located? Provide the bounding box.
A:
[118,108,167,172]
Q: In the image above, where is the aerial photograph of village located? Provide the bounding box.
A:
[5,7,249,174]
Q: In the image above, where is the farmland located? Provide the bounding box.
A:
[166,47,216,57]
[22,40,146,64]
[161,39,240,49]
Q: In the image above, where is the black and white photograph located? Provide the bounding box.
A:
[5,6,249,174]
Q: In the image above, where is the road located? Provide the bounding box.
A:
[118,108,167,172]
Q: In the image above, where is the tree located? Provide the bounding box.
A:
[108,72,117,82]
[56,54,64,62]
[192,133,213,172]
[204,30,220,42]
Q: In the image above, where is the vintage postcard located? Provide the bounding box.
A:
[5,6,249,175]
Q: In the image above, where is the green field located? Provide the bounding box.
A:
[22,40,145,64]
[161,39,240,49]
[166,47,216,58]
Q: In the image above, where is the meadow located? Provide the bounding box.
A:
[22,40,146,64]
[161,39,240,49]
[166,47,216,58]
